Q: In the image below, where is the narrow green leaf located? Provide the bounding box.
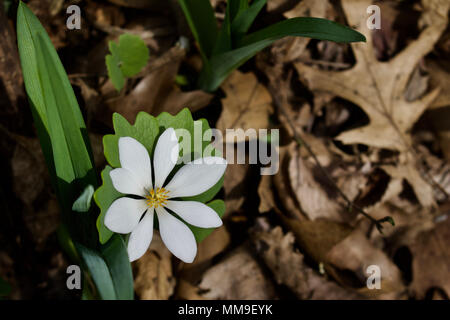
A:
[75,242,116,300]
[231,0,267,42]
[212,2,232,55]
[239,17,366,46]
[101,235,134,300]
[229,0,249,22]
[177,0,218,59]
[72,185,95,213]
[199,17,366,91]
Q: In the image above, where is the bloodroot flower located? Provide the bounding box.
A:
[104,128,227,263]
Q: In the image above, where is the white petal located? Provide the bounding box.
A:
[165,157,227,198]
[104,197,148,234]
[156,207,197,263]
[127,209,154,262]
[165,200,222,228]
[119,137,152,190]
[153,128,179,188]
[110,168,146,196]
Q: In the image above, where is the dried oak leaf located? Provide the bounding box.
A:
[217,71,273,143]
[295,0,449,207]
[252,226,363,299]
[295,0,446,152]
[133,233,176,300]
[198,245,277,299]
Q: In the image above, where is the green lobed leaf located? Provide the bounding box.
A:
[106,34,149,91]
[95,166,121,244]
[96,109,225,243]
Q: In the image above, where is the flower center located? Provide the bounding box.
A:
[145,187,169,208]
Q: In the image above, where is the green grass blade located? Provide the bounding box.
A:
[177,0,218,59]
[101,235,134,300]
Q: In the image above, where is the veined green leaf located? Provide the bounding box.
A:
[101,235,134,300]
[17,2,97,216]
[177,0,218,60]
[106,34,149,91]
[75,242,116,300]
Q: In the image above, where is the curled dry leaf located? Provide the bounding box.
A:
[217,71,273,143]
[252,225,364,299]
[134,233,176,300]
[198,245,277,300]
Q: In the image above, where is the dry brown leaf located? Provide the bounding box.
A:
[327,229,405,299]
[409,215,450,299]
[179,226,230,284]
[295,0,447,152]
[288,148,342,221]
[217,71,273,143]
[0,4,24,116]
[295,0,448,207]
[223,158,249,214]
[175,279,206,300]
[134,233,176,300]
[252,225,364,299]
[257,174,275,213]
[283,217,353,268]
[198,245,277,299]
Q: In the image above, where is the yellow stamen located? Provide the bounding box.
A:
[145,187,169,208]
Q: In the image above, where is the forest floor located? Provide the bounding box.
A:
[0,0,450,300]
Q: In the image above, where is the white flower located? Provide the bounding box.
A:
[104,128,227,263]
